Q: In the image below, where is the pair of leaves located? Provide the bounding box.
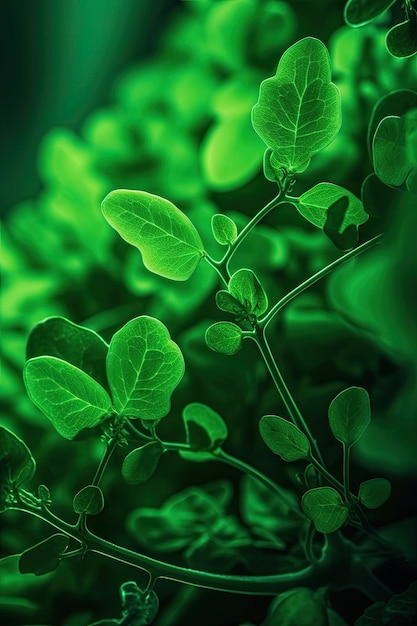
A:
[102,189,204,281]
[252,37,341,175]
[217,268,268,318]
[0,427,36,511]
[24,316,184,439]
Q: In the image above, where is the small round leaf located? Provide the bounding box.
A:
[73,485,104,515]
[328,386,371,447]
[358,478,391,509]
[122,442,163,484]
[211,214,238,245]
[302,487,348,534]
[205,322,243,355]
[259,415,311,462]
[182,403,228,452]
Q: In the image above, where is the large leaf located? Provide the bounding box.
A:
[328,386,371,447]
[182,403,228,452]
[296,183,367,232]
[19,534,69,576]
[26,316,109,389]
[259,415,311,461]
[302,487,348,534]
[252,37,341,173]
[102,189,204,281]
[122,441,163,484]
[106,316,184,420]
[0,427,36,512]
[228,268,268,317]
[23,357,113,439]
[344,0,397,27]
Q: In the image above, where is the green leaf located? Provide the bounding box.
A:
[386,19,417,59]
[296,183,368,233]
[23,356,113,439]
[323,197,359,251]
[302,487,349,534]
[344,0,397,26]
[328,386,371,447]
[73,485,104,515]
[252,37,341,173]
[205,322,243,355]
[367,90,417,158]
[19,534,69,575]
[228,268,268,317]
[267,587,328,626]
[211,214,238,246]
[215,291,247,317]
[106,316,184,420]
[101,189,204,281]
[259,415,311,462]
[358,478,391,509]
[122,442,163,484]
[373,115,416,186]
[26,316,109,390]
[0,427,36,512]
[182,403,228,452]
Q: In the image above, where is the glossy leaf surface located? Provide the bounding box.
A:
[252,37,341,173]
[26,316,109,389]
[102,189,204,280]
[328,386,371,447]
[24,357,112,439]
[182,403,228,452]
[122,442,163,484]
[19,534,69,576]
[358,478,391,509]
[205,322,243,355]
[302,487,348,533]
[228,268,268,316]
[211,214,238,245]
[296,183,367,232]
[107,316,184,420]
[73,485,104,515]
[259,415,311,461]
[344,0,396,26]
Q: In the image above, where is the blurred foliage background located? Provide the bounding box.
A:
[1,1,417,625]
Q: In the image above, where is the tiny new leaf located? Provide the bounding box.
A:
[296,183,367,233]
[122,442,164,484]
[23,357,112,439]
[73,485,104,515]
[344,0,397,27]
[0,427,36,512]
[252,37,341,173]
[259,415,311,461]
[302,487,349,534]
[19,534,69,575]
[101,189,204,281]
[182,403,228,452]
[26,316,109,390]
[328,386,371,447]
[358,478,391,509]
[106,316,184,420]
[211,214,238,245]
[228,268,268,317]
[205,322,243,355]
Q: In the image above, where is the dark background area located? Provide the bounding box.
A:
[0,0,180,217]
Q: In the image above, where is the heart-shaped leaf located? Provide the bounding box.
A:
[122,442,163,484]
[73,485,104,515]
[328,386,371,448]
[302,487,348,534]
[205,322,243,355]
[259,415,311,461]
[182,403,228,452]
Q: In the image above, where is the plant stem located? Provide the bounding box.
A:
[258,234,383,330]
[343,444,352,503]
[92,437,119,487]
[202,253,230,286]
[309,456,344,493]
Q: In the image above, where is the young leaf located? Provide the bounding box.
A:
[24,356,113,439]
[26,316,109,389]
[386,19,417,59]
[328,386,371,447]
[107,316,184,420]
[358,478,391,509]
[373,116,415,186]
[19,534,69,576]
[182,403,228,452]
[302,487,348,534]
[259,415,311,461]
[122,441,163,484]
[344,0,397,27]
[252,37,341,173]
[211,214,238,245]
[101,189,204,281]
[205,322,243,355]
[73,485,104,515]
[215,291,247,317]
[228,268,268,317]
[296,183,367,232]
[0,427,36,512]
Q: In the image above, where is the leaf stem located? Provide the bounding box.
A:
[343,444,351,503]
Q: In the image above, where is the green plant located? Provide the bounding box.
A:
[2,2,417,625]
